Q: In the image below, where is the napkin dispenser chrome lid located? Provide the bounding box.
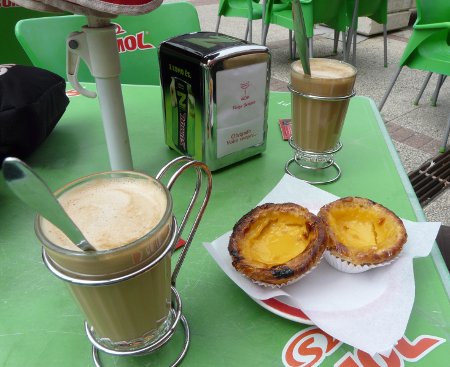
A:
[159,32,271,171]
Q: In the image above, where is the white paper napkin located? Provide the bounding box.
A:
[204,174,441,356]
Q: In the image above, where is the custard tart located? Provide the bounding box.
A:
[228,203,327,286]
[318,197,407,269]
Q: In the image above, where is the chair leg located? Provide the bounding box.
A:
[289,30,293,59]
[244,20,249,41]
[342,31,348,62]
[333,29,339,54]
[440,113,450,153]
[414,72,433,106]
[431,74,445,107]
[261,16,265,43]
[345,29,352,61]
[249,20,253,43]
[294,40,297,60]
[216,16,221,33]
[378,66,403,111]
[347,0,358,64]
[262,24,268,45]
[383,24,387,67]
[352,26,357,65]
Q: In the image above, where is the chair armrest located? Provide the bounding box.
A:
[414,22,450,30]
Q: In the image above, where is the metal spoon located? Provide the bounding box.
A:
[2,158,96,251]
[292,0,311,76]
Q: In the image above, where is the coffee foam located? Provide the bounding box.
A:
[292,58,356,79]
[41,177,167,251]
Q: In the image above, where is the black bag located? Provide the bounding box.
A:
[0,64,69,162]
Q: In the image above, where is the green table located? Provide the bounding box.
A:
[0,85,448,367]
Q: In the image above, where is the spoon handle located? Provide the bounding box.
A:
[292,0,311,76]
[2,158,95,252]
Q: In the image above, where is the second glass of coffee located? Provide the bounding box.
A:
[290,58,357,153]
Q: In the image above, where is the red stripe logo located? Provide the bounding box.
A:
[283,328,445,367]
[113,23,154,54]
[282,327,342,367]
[0,1,19,7]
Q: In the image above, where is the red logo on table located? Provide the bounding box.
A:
[66,89,81,97]
[0,1,19,7]
[114,23,154,54]
[283,327,342,367]
[282,327,445,367]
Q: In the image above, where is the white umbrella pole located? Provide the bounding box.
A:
[95,76,133,171]
[67,17,133,171]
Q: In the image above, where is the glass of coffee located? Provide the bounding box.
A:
[35,158,211,355]
[289,58,357,153]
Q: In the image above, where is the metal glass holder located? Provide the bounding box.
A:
[89,287,190,367]
[42,156,212,367]
[285,138,342,185]
[43,217,190,367]
[285,84,355,185]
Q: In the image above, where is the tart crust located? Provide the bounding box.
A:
[228,203,327,286]
[318,197,407,266]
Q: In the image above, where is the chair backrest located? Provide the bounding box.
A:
[416,0,450,25]
[347,0,387,25]
[218,0,261,20]
[311,0,350,31]
[15,1,201,85]
[0,4,64,65]
[265,0,350,36]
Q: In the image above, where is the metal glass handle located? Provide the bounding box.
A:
[156,156,212,286]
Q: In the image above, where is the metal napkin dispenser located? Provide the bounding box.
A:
[159,32,271,171]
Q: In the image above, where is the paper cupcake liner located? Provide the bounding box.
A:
[244,252,325,288]
[324,250,399,273]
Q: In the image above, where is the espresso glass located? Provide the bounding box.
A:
[290,58,357,153]
[35,171,174,352]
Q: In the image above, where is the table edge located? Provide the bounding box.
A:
[364,97,450,298]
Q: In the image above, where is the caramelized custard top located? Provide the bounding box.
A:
[240,212,313,267]
[327,207,399,251]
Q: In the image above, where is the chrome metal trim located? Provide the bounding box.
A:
[285,158,341,185]
[288,84,356,101]
[42,216,178,286]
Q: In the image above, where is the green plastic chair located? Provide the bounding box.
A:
[378,0,450,152]
[216,0,289,43]
[262,0,351,59]
[0,5,64,65]
[413,72,447,107]
[346,0,388,66]
[14,1,201,85]
[216,0,262,43]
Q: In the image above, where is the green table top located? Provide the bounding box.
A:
[0,85,448,367]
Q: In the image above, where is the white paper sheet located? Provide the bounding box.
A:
[216,62,267,158]
[203,174,441,355]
